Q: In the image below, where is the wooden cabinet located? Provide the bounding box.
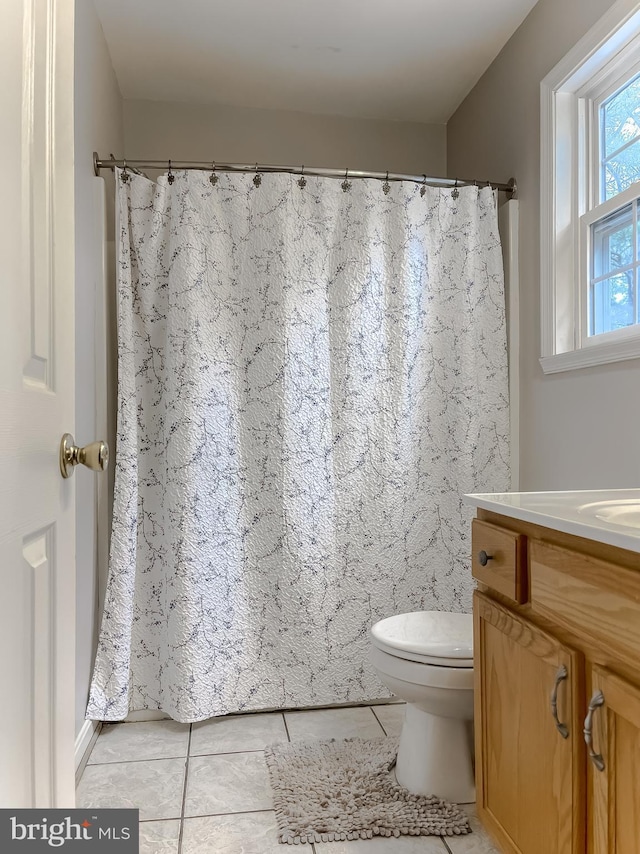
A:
[589,666,640,854]
[475,593,584,854]
[472,511,640,854]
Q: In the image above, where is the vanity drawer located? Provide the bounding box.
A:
[471,519,527,604]
[530,540,640,669]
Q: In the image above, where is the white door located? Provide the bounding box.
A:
[0,0,76,807]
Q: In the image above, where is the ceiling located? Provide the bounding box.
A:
[94,0,539,124]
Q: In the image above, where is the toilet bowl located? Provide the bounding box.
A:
[370,610,475,804]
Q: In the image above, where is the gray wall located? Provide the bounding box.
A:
[74,0,123,738]
[123,99,446,176]
[448,0,640,491]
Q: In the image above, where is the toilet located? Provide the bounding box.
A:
[370,610,475,804]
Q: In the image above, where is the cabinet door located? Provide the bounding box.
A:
[474,592,585,854]
[589,666,640,854]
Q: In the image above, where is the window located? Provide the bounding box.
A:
[601,72,640,201]
[585,68,640,340]
[540,0,640,373]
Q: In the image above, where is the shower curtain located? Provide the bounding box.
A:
[87,169,510,723]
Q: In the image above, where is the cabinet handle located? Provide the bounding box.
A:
[583,690,605,772]
[478,550,494,566]
[550,664,569,738]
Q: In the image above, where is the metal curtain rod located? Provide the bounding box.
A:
[93,153,517,197]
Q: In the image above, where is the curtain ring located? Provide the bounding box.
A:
[167,159,175,185]
[120,158,130,184]
[209,161,218,185]
[297,165,307,189]
[452,178,459,200]
[253,163,262,187]
[341,168,351,192]
[420,174,427,197]
[382,171,391,195]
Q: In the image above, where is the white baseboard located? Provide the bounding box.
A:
[75,719,101,782]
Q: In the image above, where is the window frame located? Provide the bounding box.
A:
[540,0,640,373]
[580,188,640,347]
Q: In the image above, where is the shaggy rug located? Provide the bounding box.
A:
[264,737,471,845]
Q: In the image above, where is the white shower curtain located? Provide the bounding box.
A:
[87,169,510,723]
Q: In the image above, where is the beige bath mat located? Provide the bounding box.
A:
[264,736,471,844]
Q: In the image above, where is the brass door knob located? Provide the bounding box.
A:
[59,433,109,479]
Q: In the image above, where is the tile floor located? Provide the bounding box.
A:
[77,703,498,854]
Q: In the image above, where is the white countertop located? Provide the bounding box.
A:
[464,489,640,555]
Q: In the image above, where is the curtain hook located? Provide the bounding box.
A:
[382,171,391,195]
[253,163,262,187]
[341,168,351,192]
[167,159,175,185]
[297,165,307,189]
[451,178,459,200]
[120,158,130,184]
[209,161,218,185]
[420,175,427,197]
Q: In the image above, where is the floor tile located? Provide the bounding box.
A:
[371,704,406,737]
[285,706,385,742]
[89,720,190,764]
[190,712,287,756]
[185,752,273,817]
[139,820,181,854]
[444,806,499,853]
[314,835,449,852]
[182,811,285,854]
[77,757,186,821]
[125,710,172,723]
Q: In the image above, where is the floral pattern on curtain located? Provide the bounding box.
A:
[87,170,510,723]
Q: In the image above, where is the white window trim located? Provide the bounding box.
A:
[540,0,640,374]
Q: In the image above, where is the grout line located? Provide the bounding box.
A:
[88,746,269,767]
[210,699,399,716]
[188,748,265,759]
[281,712,291,743]
[442,838,454,853]
[87,754,188,767]
[176,724,193,854]
[182,808,276,820]
[369,705,389,737]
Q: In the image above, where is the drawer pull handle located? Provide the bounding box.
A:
[583,690,605,772]
[478,550,494,566]
[550,664,569,739]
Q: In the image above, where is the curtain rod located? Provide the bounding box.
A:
[93,153,517,197]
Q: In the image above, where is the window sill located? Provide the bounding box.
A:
[540,335,640,374]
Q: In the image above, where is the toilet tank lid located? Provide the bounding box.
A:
[370,611,473,661]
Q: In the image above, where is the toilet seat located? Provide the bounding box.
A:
[371,611,473,668]
[370,644,474,691]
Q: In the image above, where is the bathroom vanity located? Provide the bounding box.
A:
[465,490,640,854]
